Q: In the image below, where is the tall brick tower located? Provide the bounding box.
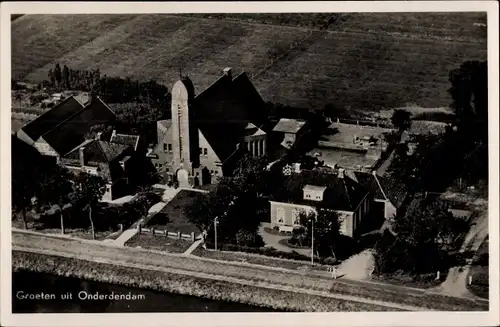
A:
[171,77,199,186]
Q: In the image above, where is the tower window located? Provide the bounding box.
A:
[199,147,203,154]
[168,144,172,152]
[163,144,167,151]
[203,148,208,155]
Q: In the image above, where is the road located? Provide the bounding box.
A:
[12,230,487,311]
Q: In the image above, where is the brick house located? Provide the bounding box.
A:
[149,67,269,187]
[269,169,370,238]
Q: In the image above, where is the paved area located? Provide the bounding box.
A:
[258,223,310,256]
[338,250,375,280]
[100,194,137,205]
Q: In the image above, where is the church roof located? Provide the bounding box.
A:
[192,70,267,164]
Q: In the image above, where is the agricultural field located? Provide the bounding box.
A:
[11,13,487,112]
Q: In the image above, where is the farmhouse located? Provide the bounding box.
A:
[17,96,116,160]
[307,121,394,172]
[59,137,137,201]
[149,67,268,187]
[269,169,370,238]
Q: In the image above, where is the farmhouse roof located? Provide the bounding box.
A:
[110,132,140,151]
[21,96,85,142]
[273,118,307,134]
[40,97,116,156]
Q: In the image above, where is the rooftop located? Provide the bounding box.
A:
[273,118,307,134]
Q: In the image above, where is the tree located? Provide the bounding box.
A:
[374,198,467,274]
[35,166,74,234]
[70,173,106,239]
[62,65,70,89]
[54,64,62,86]
[298,208,342,259]
[391,109,412,131]
[48,69,55,86]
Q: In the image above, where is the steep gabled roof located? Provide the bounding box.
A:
[193,71,267,163]
[21,96,85,142]
[40,97,116,156]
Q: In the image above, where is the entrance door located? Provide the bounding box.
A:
[176,169,189,187]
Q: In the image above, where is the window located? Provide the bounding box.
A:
[163,144,167,151]
[210,170,214,174]
[316,196,321,200]
[199,147,203,154]
[203,148,208,155]
[166,168,169,172]
[168,144,172,152]
[306,194,311,199]
[106,185,111,192]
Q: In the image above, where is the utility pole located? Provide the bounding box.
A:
[214,217,218,251]
[311,218,314,266]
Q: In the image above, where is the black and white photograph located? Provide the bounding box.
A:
[0,1,498,327]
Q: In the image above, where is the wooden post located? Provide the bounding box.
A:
[165,229,168,237]
[152,227,155,237]
[118,224,123,232]
[468,276,472,285]
[177,231,181,239]
[137,223,142,234]
[191,232,195,242]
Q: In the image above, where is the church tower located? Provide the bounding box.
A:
[171,77,199,185]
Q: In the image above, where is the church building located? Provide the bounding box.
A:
[149,67,268,187]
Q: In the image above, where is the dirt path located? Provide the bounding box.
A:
[431,193,488,298]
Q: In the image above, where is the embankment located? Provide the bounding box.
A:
[12,251,400,312]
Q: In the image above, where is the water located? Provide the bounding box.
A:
[12,271,278,313]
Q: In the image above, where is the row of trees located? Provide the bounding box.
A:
[46,64,171,106]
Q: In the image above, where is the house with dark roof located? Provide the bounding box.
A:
[272,118,308,150]
[17,96,116,160]
[60,138,135,201]
[352,170,408,219]
[269,169,370,238]
[150,67,268,186]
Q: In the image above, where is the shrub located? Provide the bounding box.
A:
[323,256,338,266]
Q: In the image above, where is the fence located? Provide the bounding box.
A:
[136,223,196,242]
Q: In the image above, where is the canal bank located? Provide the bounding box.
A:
[12,251,399,312]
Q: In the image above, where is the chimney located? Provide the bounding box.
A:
[79,147,85,167]
[338,168,344,179]
[112,129,117,138]
[96,132,103,140]
[223,67,232,80]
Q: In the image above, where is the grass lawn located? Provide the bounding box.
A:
[124,233,193,253]
[146,190,201,235]
[192,247,328,272]
[467,237,489,299]
[372,272,444,289]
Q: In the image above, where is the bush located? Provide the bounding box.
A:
[323,256,338,266]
